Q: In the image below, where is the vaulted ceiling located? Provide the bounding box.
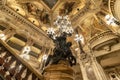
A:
[6,0,119,44]
[1,0,120,78]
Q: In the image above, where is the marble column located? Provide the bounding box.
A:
[77,52,108,80]
[81,54,97,80]
[77,53,89,80]
[91,57,109,80]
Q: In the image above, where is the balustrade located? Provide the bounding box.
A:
[0,40,44,80]
[89,30,119,50]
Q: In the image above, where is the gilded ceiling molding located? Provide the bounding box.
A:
[17,0,40,3]
[0,0,50,38]
[52,0,61,11]
[1,6,48,37]
[39,0,50,11]
[109,0,116,15]
[0,0,6,5]
[71,0,101,28]
[71,0,91,23]
[0,2,53,48]
[109,0,120,21]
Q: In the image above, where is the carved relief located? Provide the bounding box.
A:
[39,9,50,24]
[80,53,98,80]
[26,3,37,15]
[85,63,97,80]
[59,2,75,15]
[26,3,50,24]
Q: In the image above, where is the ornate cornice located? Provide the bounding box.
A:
[109,0,120,22]
[109,0,116,16]
[71,1,90,24]
[89,30,119,50]
[71,0,101,28]
[0,4,54,48]
[0,6,48,37]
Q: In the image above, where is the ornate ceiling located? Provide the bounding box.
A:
[1,0,119,51]
[6,0,119,43]
[6,0,84,31]
[0,0,120,79]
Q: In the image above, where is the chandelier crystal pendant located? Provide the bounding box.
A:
[47,15,74,39]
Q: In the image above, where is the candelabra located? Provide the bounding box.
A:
[45,15,76,67]
[105,15,120,26]
[74,34,85,54]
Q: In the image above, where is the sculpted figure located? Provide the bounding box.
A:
[45,33,76,67]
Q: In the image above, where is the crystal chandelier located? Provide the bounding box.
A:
[47,15,74,38]
[45,15,76,67]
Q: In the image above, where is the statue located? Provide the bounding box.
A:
[39,9,50,24]
[45,32,76,67]
[45,15,76,67]
[59,2,75,15]
[26,3,37,15]
[25,3,50,24]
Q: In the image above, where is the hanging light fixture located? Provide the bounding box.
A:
[47,15,74,39]
[20,46,31,60]
[45,15,76,67]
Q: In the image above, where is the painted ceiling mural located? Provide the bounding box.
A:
[5,0,120,43]
[6,0,82,30]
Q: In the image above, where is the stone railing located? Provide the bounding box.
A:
[0,39,44,80]
[89,30,119,50]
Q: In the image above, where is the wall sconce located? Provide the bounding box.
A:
[20,46,31,60]
[42,54,48,61]
[105,15,120,26]
[0,33,7,41]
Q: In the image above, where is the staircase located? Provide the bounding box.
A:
[0,40,44,80]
